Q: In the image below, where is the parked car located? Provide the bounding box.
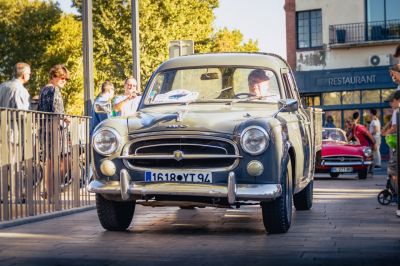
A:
[89,53,323,234]
[315,128,373,179]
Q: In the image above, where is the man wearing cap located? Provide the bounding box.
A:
[248,69,279,101]
[390,44,400,90]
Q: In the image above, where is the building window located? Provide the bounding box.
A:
[361,89,380,103]
[304,95,321,107]
[367,0,400,22]
[342,91,361,105]
[297,10,323,49]
[323,92,341,105]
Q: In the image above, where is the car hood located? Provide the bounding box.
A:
[127,103,278,134]
[321,141,365,157]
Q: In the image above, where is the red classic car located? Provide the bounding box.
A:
[316,128,373,179]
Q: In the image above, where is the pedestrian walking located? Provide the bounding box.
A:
[113,76,141,116]
[0,62,31,110]
[38,64,69,114]
[38,64,70,200]
[369,109,381,168]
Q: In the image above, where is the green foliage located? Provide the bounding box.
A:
[211,28,259,52]
[72,0,258,94]
[0,0,84,115]
[1,0,259,115]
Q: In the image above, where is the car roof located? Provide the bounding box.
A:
[156,52,290,72]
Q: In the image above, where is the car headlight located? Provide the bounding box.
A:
[240,126,270,155]
[93,128,121,156]
[363,147,372,157]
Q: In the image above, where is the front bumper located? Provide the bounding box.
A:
[320,161,373,166]
[88,169,282,204]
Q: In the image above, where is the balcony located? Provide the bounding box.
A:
[329,19,400,46]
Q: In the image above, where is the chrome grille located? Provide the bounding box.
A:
[322,156,363,163]
[121,135,240,171]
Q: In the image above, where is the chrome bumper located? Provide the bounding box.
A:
[321,161,373,166]
[88,169,282,204]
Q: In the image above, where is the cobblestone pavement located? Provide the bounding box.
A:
[0,172,399,266]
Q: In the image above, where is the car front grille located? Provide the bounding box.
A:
[322,155,363,163]
[121,135,240,171]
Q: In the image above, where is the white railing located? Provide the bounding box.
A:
[0,108,93,222]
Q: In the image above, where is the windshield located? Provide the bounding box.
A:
[144,67,281,105]
[322,128,347,142]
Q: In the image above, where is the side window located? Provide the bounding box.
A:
[282,73,295,99]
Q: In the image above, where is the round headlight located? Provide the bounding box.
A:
[240,126,270,155]
[93,128,120,156]
[363,147,372,157]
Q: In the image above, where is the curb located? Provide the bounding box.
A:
[0,205,96,229]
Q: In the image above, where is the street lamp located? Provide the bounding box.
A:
[82,0,94,117]
[131,0,140,89]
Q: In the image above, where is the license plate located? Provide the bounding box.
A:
[145,170,212,183]
[331,167,353,173]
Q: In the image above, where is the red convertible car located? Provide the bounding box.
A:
[316,128,373,179]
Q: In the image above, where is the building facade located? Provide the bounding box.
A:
[285,0,400,155]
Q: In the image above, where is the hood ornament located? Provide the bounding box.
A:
[173,150,184,161]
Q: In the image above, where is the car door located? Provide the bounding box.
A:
[281,69,313,182]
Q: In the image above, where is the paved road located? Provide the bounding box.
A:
[0,172,399,266]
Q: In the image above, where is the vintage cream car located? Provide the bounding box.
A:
[89,53,322,234]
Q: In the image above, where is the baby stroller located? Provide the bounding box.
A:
[377,135,398,205]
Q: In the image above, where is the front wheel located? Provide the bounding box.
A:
[358,168,368,179]
[293,180,313,210]
[261,159,293,234]
[330,172,339,178]
[96,194,135,231]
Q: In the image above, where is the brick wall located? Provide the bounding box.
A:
[284,0,296,71]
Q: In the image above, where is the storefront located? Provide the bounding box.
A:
[295,65,398,156]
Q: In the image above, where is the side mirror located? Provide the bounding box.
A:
[278,99,298,112]
[94,102,112,114]
[274,99,298,117]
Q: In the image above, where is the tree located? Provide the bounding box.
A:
[71,0,258,94]
[0,0,84,114]
[211,28,259,52]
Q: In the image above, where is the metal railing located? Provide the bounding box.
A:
[329,19,400,45]
[0,108,93,222]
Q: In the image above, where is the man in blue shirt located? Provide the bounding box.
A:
[0,62,31,110]
[90,81,115,136]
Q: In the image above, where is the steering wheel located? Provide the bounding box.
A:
[234,93,256,99]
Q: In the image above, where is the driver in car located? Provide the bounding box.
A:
[248,69,270,97]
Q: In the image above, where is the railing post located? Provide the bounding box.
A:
[0,109,10,221]
[24,112,34,216]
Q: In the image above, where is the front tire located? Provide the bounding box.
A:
[293,179,313,210]
[261,159,293,234]
[330,172,339,178]
[358,168,368,179]
[96,194,135,231]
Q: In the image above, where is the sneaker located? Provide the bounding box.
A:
[374,165,382,169]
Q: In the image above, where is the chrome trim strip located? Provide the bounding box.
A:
[322,155,363,158]
[135,143,228,155]
[121,134,240,172]
[120,169,130,200]
[118,154,242,160]
[227,172,237,204]
[88,180,282,202]
[322,161,373,166]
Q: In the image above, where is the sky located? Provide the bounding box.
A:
[57,0,287,59]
